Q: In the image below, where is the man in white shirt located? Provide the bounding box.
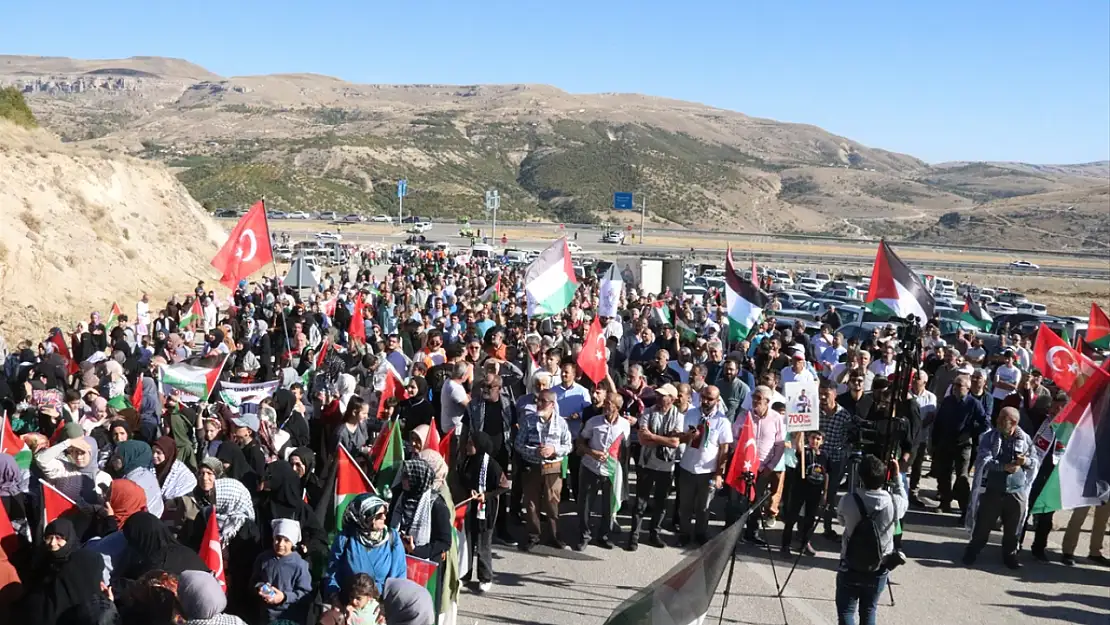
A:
[991,350,1021,419]
[908,370,938,507]
[821,332,847,369]
[675,385,733,547]
[575,394,631,551]
[868,346,897,379]
[135,293,151,336]
[781,350,818,386]
[440,362,470,434]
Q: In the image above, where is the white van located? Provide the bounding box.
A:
[503,248,529,263]
[933,277,956,297]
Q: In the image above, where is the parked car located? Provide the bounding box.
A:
[795,277,824,293]
[318,211,338,221]
[287,211,311,220]
[999,292,1028,306]
[401,216,431,224]
[370,215,393,223]
[1016,302,1048,316]
[1009,260,1040,270]
[213,209,238,218]
[407,222,432,234]
[343,214,366,222]
[267,211,287,220]
[315,232,342,241]
[566,242,584,254]
[602,230,625,244]
[986,301,1018,315]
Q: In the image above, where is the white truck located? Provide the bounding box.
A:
[616,257,685,298]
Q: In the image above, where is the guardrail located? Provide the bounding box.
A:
[230,216,1109,260]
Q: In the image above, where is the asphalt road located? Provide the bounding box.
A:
[453,471,1110,625]
[268,222,1110,281]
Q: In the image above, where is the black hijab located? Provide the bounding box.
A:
[21,549,106,625]
[122,511,208,577]
[272,389,295,426]
[264,460,306,521]
[215,440,255,483]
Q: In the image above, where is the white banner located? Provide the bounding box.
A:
[218,380,279,410]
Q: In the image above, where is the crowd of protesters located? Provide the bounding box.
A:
[0,242,1106,625]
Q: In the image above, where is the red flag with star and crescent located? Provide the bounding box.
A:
[199,509,227,591]
[725,411,760,500]
[577,315,608,383]
[1032,322,1098,394]
[211,201,273,289]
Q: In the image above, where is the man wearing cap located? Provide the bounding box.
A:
[232,413,268,476]
[781,349,817,386]
[629,383,683,551]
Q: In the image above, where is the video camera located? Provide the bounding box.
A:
[848,315,924,464]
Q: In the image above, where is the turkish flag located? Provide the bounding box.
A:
[376,366,407,419]
[425,423,441,452]
[1032,322,1098,394]
[199,510,227,591]
[211,201,272,289]
[725,411,760,500]
[130,374,145,411]
[438,427,455,460]
[348,294,366,344]
[577,316,608,383]
[42,481,78,528]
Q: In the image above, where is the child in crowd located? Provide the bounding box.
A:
[252,518,313,623]
[317,572,381,625]
[780,430,830,556]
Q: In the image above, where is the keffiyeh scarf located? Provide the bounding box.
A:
[214,477,255,545]
[160,459,198,500]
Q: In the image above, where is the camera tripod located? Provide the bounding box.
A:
[716,473,789,625]
[776,451,897,608]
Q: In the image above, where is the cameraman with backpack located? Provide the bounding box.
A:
[835,454,908,625]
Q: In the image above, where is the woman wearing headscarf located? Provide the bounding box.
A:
[121,511,209,579]
[178,569,249,625]
[379,578,435,625]
[258,461,327,563]
[389,457,452,563]
[17,548,107,625]
[399,376,433,437]
[272,388,310,452]
[137,376,162,444]
[214,440,260,494]
[289,447,324,509]
[25,517,79,588]
[197,408,230,463]
[332,397,371,462]
[323,494,407,597]
[0,454,29,542]
[153,436,197,500]
[107,440,164,518]
[35,425,105,505]
[166,401,199,471]
[415,449,461,616]
[460,431,504,589]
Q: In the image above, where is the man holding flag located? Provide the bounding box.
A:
[574,393,630,552]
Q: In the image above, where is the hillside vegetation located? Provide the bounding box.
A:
[0,87,37,128]
[3,55,1107,251]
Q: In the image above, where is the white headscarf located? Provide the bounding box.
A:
[337,373,358,413]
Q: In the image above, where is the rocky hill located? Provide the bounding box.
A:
[3,55,1107,251]
[0,118,225,340]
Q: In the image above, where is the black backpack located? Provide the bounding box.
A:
[844,493,885,573]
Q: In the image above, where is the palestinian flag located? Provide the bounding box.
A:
[335,443,375,531]
[724,246,768,342]
[453,502,470,580]
[1031,363,1110,514]
[605,434,625,522]
[480,273,501,303]
[369,420,404,500]
[864,240,934,326]
[42,481,78,528]
[650,301,671,327]
[961,295,993,331]
[105,302,122,331]
[675,318,698,343]
[604,516,744,625]
[0,493,18,561]
[1,415,32,470]
[160,357,225,402]
[1088,303,1110,350]
[525,237,578,317]
[405,555,442,613]
[179,298,203,330]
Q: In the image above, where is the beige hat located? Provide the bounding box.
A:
[656,383,679,398]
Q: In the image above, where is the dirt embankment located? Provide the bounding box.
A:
[0,121,226,342]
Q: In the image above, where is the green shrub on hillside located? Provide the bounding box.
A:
[0,87,38,128]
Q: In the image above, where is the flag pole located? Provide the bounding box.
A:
[262,197,295,365]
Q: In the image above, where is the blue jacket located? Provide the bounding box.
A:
[323,528,408,596]
[932,394,988,446]
[252,551,313,623]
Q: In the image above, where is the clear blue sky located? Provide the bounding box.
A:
[4,1,1108,164]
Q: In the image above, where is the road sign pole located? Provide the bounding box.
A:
[640,195,646,244]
